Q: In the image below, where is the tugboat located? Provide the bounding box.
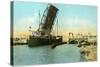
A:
[28,4,63,47]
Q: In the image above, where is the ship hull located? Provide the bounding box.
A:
[28,36,62,47]
[28,36,52,47]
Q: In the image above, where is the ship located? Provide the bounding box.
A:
[28,4,63,47]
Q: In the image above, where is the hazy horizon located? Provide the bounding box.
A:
[13,1,97,39]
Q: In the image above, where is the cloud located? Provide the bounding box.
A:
[14,13,40,32]
[54,17,97,35]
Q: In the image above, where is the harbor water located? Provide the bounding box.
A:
[13,44,81,66]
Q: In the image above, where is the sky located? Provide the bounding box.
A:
[13,1,97,38]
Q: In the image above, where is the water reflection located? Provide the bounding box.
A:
[14,44,80,66]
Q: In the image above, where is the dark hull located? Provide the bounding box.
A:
[28,36,62,47]
[28,36,52,47]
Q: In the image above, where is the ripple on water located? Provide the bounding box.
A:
[13,44,80,66]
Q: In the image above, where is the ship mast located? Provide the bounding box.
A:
[56,17,58,36]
